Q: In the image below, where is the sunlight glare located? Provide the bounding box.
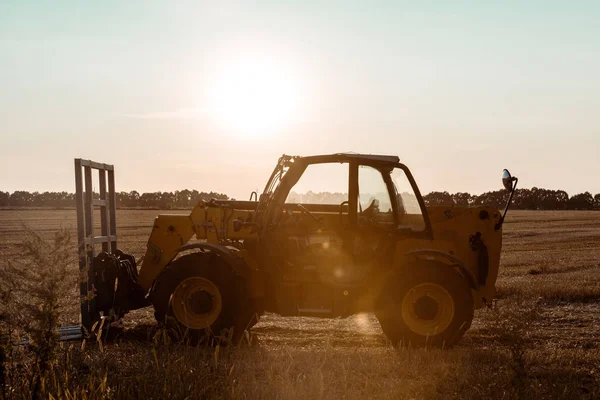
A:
[208,57,303,137]
[353,313,373,333]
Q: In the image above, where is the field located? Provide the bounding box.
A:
[1,209,599,399]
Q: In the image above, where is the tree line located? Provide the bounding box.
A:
[423,188,600,210]
[1,187,600,210]
[0,190,228,209]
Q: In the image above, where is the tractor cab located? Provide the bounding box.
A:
[254,154,433,317]
[257,154,430,233]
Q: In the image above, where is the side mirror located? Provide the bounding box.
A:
[502,169,514,191]
[496,169,518,231]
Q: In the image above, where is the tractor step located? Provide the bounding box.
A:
[58,325,84,341]
[16,325,83,346]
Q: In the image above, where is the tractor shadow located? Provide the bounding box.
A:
[93,322,163,344]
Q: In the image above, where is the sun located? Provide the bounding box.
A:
[207,57,302,137]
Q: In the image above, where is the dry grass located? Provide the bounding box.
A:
[0,210,599,399]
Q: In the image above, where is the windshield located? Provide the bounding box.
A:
[390,167,426,230]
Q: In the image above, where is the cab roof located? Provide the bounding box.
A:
[289,153,400,164]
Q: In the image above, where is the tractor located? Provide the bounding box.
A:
[74,154,517,347]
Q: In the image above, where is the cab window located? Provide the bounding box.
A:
[285,163,349,205]
[358,165,395,228]
[391,168,425,231]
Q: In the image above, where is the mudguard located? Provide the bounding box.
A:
[404,248,479,290]
[148,241,264,303]
[171,242,250,278]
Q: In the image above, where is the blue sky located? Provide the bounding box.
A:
[1,1,599,199]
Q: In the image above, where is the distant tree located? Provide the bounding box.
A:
[8,191,34,206]
[452,192,474,206]
[512,188,534,209]
[472,190,508,209]
[127,191,140,207]
[60,192,75,207]
[30,192,41,207]
[568,192,594,210]
[116,191,140,208]
[512,187,569,210]
[160,192,175,209]
[423,191,454,206]
[595,194,600,210]
[550,190,569,210]
[0,191,9,206]
[116,192,124,208]
[174,189,192,208]
[139,192,161,208]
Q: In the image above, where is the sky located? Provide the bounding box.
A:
[1,0,599,200]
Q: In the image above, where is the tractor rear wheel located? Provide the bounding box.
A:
[152,252,247,344]
[375,264,474,348]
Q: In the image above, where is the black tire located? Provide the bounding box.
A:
[375,264,474,348]
[152,252,247,344]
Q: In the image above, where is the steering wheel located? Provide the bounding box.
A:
[297,204,322,223]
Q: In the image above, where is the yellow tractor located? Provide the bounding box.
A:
[74,154,517,347]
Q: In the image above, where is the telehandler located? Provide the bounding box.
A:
[74,154,517,347]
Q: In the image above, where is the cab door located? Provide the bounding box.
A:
[347,162,429,274]
[266,161,352,315]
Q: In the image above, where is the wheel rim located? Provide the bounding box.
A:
[401,282,455,337]
[171,277,222,330]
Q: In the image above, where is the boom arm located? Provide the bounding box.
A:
[137,202,257,289]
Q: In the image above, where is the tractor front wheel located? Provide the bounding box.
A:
[152,253,246,344]
[375,264,474,348]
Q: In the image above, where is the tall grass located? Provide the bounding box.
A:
[0,227,74,398]
[1,333,597,399]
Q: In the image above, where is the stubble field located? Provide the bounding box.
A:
[1,209,599,399]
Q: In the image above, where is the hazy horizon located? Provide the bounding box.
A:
[1,1,599,200]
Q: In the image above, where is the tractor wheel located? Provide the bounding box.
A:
[152,252,248,344]
[375,264,474,348]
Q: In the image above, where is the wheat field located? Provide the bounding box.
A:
[0,209,599,399]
